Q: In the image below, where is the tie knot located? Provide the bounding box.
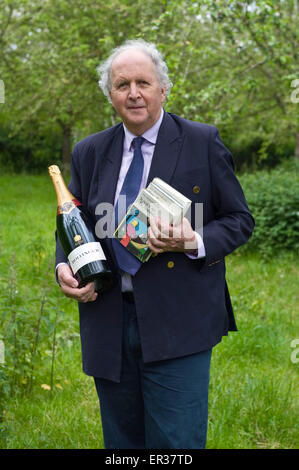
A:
[132,136,144,150]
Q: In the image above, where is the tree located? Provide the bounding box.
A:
[193,0,299,162]
[0,0,297,170]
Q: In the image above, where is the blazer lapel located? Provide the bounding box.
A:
[95,124,124,261]
[97,124,124,207]
[146,111,184,186]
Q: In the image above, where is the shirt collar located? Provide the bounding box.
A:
[123,108,164,152]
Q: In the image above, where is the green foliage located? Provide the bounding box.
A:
[239,160,299,256]
[0,250,78,404]
[226,134,296,172]
[0,0,297,169]
[0,126,62,173]
[0,174,78,411]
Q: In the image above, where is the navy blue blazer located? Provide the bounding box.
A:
[55,111,254,382]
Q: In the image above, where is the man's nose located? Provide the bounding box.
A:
[128,83,141,99]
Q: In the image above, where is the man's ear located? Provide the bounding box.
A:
[161,85,167,103]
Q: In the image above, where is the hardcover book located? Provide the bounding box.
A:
[113,178,192,263]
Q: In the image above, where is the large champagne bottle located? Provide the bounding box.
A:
[49,165,115,295]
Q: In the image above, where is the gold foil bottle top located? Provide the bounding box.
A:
[48,164,79,213]
[48,165,61,176]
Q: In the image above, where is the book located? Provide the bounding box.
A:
[113,178,192,263]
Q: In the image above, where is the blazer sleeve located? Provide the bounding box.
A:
[201,127,254,267]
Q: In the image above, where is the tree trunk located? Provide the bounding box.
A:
[295,132,299,159]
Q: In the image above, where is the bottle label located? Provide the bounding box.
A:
[68,242,106,274]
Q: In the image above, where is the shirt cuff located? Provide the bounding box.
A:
[185,231,206,259]
[55,262,69,284]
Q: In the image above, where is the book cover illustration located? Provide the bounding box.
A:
[115,205,152,263]
[113,178,192,263]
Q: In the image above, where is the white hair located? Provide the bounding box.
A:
[96,39,173,102]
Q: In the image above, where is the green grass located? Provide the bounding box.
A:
[0,174,298,449]
[2,346,104,449]
[208,251,298,449]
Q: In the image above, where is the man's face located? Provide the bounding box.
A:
[109,49,166,135]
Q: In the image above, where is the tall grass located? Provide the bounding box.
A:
[0,175,77,400]
[0,173,298,449]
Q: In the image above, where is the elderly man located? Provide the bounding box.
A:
[55,39,254,449]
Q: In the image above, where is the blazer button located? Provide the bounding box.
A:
[167,261,175,268]
[193,185,200,194]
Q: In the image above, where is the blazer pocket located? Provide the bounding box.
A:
[208,259,222,267]
[199,258,224,274]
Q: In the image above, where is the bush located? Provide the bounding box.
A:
[238,160,299,257]
[0,125,62,174]
[225,136,295,172]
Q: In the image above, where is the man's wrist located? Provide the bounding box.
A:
[184,244,198,256]
[185,231,205,259]
[55,262,68,284]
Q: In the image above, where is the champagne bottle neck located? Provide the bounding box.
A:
[48,165,81,214]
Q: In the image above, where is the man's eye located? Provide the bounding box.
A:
[117,82,128,89]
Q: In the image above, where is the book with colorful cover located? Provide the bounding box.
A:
[113,178,192,263]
